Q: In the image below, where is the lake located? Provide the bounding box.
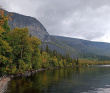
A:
[5,66,110,93]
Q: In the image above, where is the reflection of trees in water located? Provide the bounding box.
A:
[6,67,110,93]
[6,68,74,93]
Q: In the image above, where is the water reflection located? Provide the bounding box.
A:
[6,66,110,93]
[93,65,110,67]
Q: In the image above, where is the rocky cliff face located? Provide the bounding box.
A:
[6,11,51,42]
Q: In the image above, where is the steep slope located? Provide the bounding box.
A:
[4,10,51,42]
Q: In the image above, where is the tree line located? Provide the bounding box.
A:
[0,9,79,75]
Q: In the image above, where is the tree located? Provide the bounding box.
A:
[0,9,13,74]
[40,46,43,54]
[45,44,49,53]
[31,36,41,69]
[76,57,79,66]
[7,27,32,71]
[0,9,12,34]
[0,26,12,74]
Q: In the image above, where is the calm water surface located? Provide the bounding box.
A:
[5,66,110,93]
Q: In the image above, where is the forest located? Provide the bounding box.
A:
[0,9,79,75]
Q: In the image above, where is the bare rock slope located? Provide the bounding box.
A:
[6,11,51,42]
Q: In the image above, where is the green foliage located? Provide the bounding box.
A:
[41,45,78,68]
[46,45,49,53]
[0,10,76,75]
[40,46,43,54]
[0,23,41,74]
[76,58,79,66]
[79,59,110,66]
[0,26,12,74]
[2,20,11,34]
[7,28,32,70]
[31,36,41,69]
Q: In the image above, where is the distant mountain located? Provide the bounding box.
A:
[4,10,51,42]
[47,35,110,60]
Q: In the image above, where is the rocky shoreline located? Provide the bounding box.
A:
[0,77,10,93]
[9,68,45,78]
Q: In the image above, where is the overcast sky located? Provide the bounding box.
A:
[1,0,110,42]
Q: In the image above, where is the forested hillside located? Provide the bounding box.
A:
[0,9,78,75]
[47,35,110,61]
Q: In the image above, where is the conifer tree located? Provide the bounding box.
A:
[40,46,43,54]
[45,44,49,53]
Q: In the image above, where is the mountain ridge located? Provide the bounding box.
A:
[49,35,110,58]
[51,35,110,44]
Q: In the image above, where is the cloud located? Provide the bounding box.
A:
[1,0,110,42]
[62,5,110,41]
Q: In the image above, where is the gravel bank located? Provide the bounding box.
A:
[0,77,10,93]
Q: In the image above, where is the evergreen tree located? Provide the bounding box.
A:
[76,57,79,66]
[45,44,49,53]
[40,46,43,54]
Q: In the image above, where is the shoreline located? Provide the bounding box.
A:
[0,66,74,93]
[0,77,10,93]
[0,68,45,93]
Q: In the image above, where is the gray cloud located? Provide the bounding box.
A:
[1,0,110,42]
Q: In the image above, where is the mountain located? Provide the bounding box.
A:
[46,35,110,60]
[4,10,110,60]
[4,10,51,42]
